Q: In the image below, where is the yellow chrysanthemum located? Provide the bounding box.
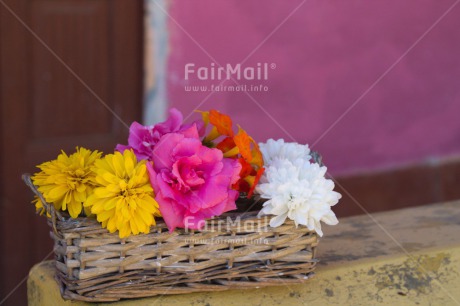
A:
[32,147,102,218]
[84,149,161,238]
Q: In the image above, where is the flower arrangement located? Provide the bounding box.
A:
[31,108,341,238]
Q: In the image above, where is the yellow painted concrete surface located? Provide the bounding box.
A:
[28,201,460,306]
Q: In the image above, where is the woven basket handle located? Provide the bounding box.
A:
[22,174,63,237]
[311,151,324,167]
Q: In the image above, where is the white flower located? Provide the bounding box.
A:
[256,145,341,236]
[259,139,311,167]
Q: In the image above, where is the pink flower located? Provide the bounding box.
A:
[146,126,241,232]
[116,108,202,160]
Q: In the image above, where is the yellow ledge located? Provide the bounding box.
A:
[28,201,460,306]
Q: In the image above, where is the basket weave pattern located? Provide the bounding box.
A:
[25,176,318,302]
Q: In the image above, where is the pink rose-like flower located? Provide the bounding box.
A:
[146,127,241,232]
[116,108,202,160]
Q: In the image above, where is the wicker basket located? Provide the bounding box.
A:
[23,175,319,302]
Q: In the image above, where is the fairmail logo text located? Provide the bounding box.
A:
[184,62,275,81]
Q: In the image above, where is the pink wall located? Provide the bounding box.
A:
[167,0,460,175]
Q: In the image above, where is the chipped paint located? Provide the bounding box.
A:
[374,253,451,294]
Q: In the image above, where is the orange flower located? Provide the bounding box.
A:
[237,157,253,178]
[198,110,210,126]
[199,109,265,198]
[231,126,264,169]
[216,137,236,153]
[245,167,265,198]
[250,141,264,168]
[197,111,217,143]
[198,110,234,143]
[231,158,265,198]
[209,110,234,137]
[233,127,252,161]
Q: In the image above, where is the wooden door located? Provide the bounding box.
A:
[0,1,144,304]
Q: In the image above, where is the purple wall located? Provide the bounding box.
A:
[167,0,460,175]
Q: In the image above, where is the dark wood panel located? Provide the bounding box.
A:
[333,157,460,218]
[0,1,144,305]
[30,0,112,138]
[1,1,34,304]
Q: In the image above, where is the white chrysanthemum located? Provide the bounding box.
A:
[259,139,311,166]
[256,158,341,236]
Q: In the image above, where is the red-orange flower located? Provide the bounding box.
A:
[209,110,234,137]
[250,141,264,169]
[216,137,236,153]
[231,158,265,198]
[246,167,265,198]
[233,127,252,161]
[199,109,264,198]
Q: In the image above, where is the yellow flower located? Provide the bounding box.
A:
[32,147,102,218]
[85,149,160,238]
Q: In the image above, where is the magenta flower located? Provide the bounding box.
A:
[146,126,241,232]
[116,108,201,160]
